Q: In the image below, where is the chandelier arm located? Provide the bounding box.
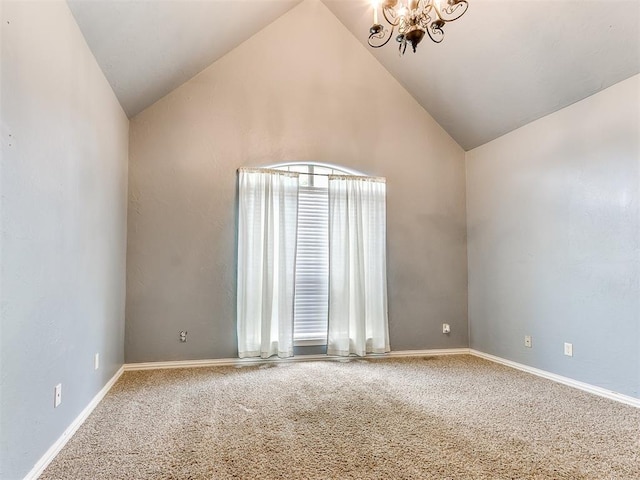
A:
[425,21,445,43]
[415,8,444,44]
[382,5,401,27]
[436,0,468,22]
[416,9,433,29]
[368,24,396,49]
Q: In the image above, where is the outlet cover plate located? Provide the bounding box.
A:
[54,384,62,408]
[524,335,532,348]
[564,342,573,357]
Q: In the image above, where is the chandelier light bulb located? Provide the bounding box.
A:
[372,0,380,25]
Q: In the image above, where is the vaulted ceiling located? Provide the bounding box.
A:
[68,0,640,150]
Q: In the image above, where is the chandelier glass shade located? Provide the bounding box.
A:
[368,0,469,55]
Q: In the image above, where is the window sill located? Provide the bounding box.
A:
[294,339,327,347]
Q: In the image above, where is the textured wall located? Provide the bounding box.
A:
[0,2,129,478]
[126,0,468,362]
[466,75,640,398]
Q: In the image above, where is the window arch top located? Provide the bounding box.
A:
[268,162,363,188]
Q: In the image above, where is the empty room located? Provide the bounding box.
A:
[1,0,639,479]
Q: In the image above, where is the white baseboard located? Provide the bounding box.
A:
[470,349,640,408]
[24,366,124,480]
[387,348,470,358]
[123,348,471,371]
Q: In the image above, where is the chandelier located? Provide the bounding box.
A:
[368,0,469,55]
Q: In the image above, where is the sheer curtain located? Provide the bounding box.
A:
[327,175,390,356]
[237,168,299,358]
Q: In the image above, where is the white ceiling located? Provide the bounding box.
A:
[67,0,301,117]
[68,0,640,150]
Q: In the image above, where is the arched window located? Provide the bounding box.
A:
[237,163,389,358]
[269,162,360,346]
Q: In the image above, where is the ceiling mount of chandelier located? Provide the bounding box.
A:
[368,0,469,55]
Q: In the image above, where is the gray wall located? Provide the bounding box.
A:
[125,0,468,363]
[466,75,640,398]
[0,2,129,478]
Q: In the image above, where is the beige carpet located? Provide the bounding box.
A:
[41,355,639,479]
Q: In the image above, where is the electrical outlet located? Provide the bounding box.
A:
[94,353,100,370]
[54,384,62,408]
[524,335,532,348]
[564,342,573,357]
[442,323,451,334]
[179,331,188,342]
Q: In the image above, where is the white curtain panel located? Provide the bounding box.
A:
[327,175,390,357]
[237,168,299,358]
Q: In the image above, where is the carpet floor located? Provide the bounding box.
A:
[41,355,639,479]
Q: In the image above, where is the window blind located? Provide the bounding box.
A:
[293,185,329,344]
